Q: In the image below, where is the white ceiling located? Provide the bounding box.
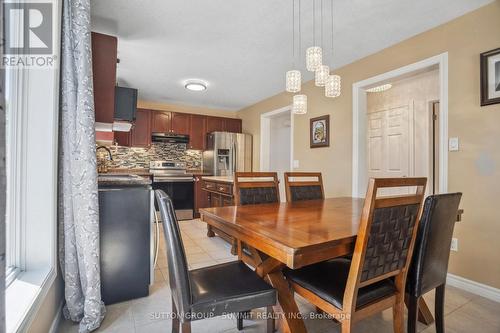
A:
[91,0,493,111]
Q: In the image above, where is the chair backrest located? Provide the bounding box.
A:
[154,190,191,318]
[343,178,427,310]
[407,193,462,297]
[233,172,280,205]
[284,172,324,202]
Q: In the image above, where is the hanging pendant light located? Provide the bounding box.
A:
[324,0,341,97]
[285,0,302,93]
[315,65,329,86]
[292,94,307,114]
[286,70,301,93]
[306,0,322,72]
[325,74,341,98]
[306,46,322,72]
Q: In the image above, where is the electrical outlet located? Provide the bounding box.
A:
[451,238,458,252]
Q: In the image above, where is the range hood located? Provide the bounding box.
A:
[152,132,190,144]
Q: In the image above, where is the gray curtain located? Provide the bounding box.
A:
[58,0,105,332]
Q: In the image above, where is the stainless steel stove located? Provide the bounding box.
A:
[150,161,194,220]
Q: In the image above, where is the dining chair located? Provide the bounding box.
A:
[155,190,276,333]
[406,193,462,333]
[284,172,324,202]
[233,172,280,205]
[284,177,427,333]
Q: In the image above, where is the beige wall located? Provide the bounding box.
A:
[137,100,238,118]
[238,1,500,288]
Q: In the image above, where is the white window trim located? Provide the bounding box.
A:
[5,1,62,332]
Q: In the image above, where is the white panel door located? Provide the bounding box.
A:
[367,105,412,195]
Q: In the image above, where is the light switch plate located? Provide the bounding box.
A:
[449,137,459,151]
[451,238,458,252]
[293,160,300,169]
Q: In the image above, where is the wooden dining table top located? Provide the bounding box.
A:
[200,197,365,269]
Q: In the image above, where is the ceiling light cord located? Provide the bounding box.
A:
[331,0,334,62]
[292,0,295,68]
[299,0,301,63]
[313,0,316,46]
[321,0,323,50]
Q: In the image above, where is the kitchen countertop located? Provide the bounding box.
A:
[98,174,152,186]
[105,168,152,176]
[201,175,234,183]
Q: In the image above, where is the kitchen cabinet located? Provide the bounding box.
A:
[201,179,236,254]
[151,111,171,133]
[194,176,209,218]
[224,118,242,133]
[206,117,226,133]
[189,114,206,150]
[115,108,151,147]
[92,32,117,124]
[171,112,190,135]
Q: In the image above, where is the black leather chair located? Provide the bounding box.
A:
[155,190,277,333]
[406,193,462,333]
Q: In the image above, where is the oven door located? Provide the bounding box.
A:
[153,177,194,220]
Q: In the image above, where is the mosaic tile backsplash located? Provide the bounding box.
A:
[99,142,202,169]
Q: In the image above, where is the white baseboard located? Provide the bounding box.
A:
[447,273,500,303]
[48,301,63,333]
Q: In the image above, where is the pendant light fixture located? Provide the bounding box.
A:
[286,0,301,93]
[325,74,341,98]
[292,94,308,114]
[315,0,329,86]
[325,0,341,98]
[306,0,322,71]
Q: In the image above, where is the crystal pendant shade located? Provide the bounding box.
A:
[286,70,301,93]
[292,94,307,114]
[315,65,330,87]
[325,75,341,98]
[306,46,322,72]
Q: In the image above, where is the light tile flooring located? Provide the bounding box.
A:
[58,219,500,333]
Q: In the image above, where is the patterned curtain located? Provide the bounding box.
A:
[58,0,105,332]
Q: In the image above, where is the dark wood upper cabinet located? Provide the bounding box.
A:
[130,109,152,147]
[92,32,117,124]
[151,111,171,133]
[206,117,225,134]
[116,109,151,147]
[189,114,206,150]
[224,118,242,133]
[171,113,190,135]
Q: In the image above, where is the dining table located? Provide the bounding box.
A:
[199,197,441,333]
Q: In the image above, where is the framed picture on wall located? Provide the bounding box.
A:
[310,115,330,148]
[480,47,500,106]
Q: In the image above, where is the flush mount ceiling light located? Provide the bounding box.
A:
[366,83,392,93]
[184,80,207,92]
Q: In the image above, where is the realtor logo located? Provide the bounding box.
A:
[4,2,53,55]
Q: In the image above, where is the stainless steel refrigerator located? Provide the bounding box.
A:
[203,132,252,176]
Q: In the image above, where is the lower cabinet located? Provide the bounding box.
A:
[201,180,237,254]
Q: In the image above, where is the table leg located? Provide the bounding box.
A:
[247,248,307,333]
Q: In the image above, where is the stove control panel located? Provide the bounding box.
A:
[149,160,186,170]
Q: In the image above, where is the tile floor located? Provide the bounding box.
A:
[58,219,500,333]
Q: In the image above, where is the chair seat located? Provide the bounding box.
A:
[284,258,396,309]
[189,261,276,317]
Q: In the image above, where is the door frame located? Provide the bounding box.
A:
[352,52,448,197]
[260,105,294,171]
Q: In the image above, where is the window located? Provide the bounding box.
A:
[5,65,23,287]
[4,1,62,331]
